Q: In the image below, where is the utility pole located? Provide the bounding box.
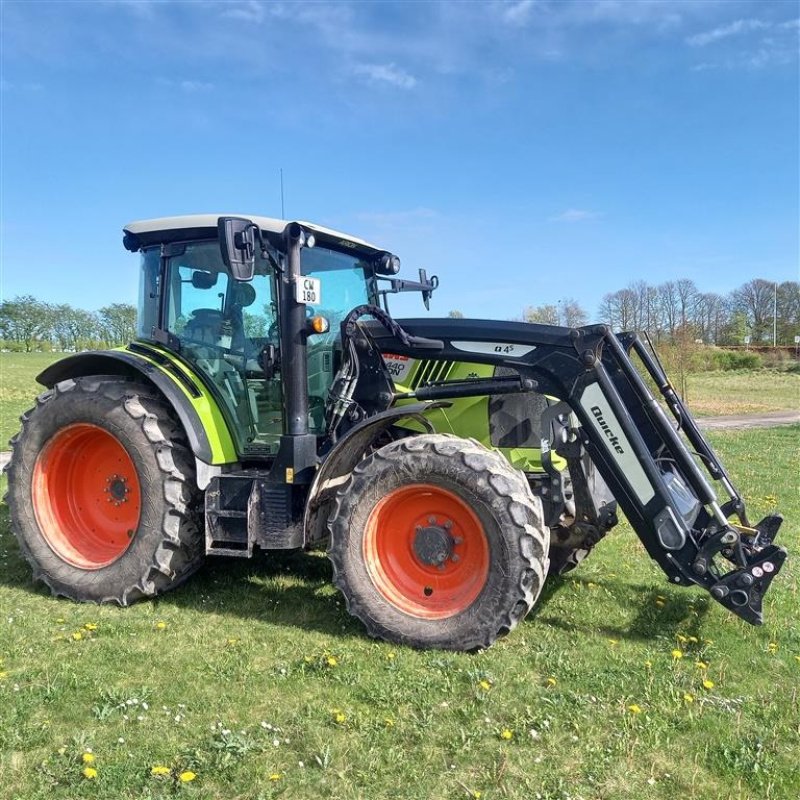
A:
[773,281,778,347]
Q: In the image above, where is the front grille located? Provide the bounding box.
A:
[410,360,455,390]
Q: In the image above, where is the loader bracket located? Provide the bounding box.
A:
[709,545,787,625]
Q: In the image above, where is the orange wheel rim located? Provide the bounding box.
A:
[32,423,141,569]
[363,484,489,619]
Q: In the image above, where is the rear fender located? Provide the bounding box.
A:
[37,348,237,466]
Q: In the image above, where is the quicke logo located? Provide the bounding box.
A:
[590,406,625,454]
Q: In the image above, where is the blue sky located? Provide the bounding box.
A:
[1,0,798,320]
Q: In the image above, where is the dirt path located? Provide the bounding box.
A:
[1,411,796,473]
[695,410,800,430]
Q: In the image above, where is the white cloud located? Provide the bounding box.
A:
[352,63,417,89]
[0,79,44,93]
[114,0,157,19]
[686,18,770,47]
[157,77,214,92]
[500,1,537,26]
[549,209,602,223]
[180,80,215,92]
[221,1,266,24]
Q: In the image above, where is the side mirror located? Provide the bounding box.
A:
[218,217,256,281]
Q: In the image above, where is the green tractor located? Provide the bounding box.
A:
[6,215,787,650]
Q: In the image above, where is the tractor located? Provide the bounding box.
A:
[5,215,788,650]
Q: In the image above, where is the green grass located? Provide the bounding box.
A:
[0,352,65,446]
[1,423,798,800]
[686,370,800,417]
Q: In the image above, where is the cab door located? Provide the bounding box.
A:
[163,240,283,457]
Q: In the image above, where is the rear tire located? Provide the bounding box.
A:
[328,434,550,651]
[6,377,204,604]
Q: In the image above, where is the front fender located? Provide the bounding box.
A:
[37,348,237,465]
[303,401,451,545]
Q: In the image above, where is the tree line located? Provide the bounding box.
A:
[453,277,799,347]
[0,295,137,352]
[595,277,799,346]
[3,275,799,354]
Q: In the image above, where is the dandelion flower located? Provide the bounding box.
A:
[332,709,346,724]
[683,693,694,703]
[386,652,396,660]
[479,679,492,691]
[794,655,800,663]
[473,792,482,799]
[688,636,698,643]
[82,767,98,780]
[695,661,708,670]
[178,771,196,783]
[546,677,557,687]
[702,679,715,690]
[326,656,338,667]
[628,704,643,714]
[72,632,83,641]
[671,649,683,660]
[84,623,98,631]
[608,639,619,646]
[81,752,95,764]
[644,660,652,668]
[269,773,282,782]
[384,718,395,727]
[151,765,171,776]
[155,621,167,631]
[499,728,513,740]
[768,642,778,654]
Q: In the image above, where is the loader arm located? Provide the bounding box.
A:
[362,317,787,625]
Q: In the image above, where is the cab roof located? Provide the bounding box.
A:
[123,214,383,254]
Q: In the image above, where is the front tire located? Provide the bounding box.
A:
[6,377,204,604]
[328,434,550,651]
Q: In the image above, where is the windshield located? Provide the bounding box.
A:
[301,246,373,324]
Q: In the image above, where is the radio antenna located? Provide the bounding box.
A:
[280,168,285,219]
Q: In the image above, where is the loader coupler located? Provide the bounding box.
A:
[708,544,787,626]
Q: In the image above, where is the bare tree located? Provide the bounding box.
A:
[561,298,588,328]
[776,281,800,345]
[598,288,637,330]
[523,304,560,325]
[657,281,680,340]
[731,279,776,343]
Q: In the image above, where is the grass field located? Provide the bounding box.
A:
[685,370,799,417]
[0,350,798,799]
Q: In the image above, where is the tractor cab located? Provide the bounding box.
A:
[123,215,403,457]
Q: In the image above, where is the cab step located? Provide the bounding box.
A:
[204,473,303,556]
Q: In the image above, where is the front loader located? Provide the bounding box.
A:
[5,214,788,650]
